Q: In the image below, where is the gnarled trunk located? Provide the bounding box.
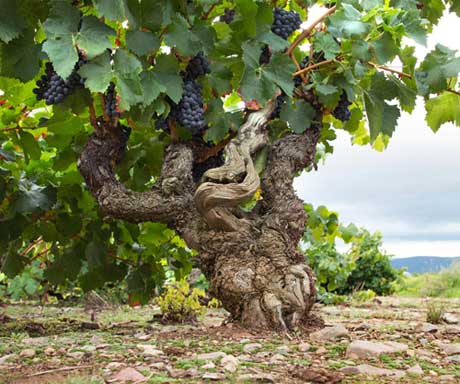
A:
[78,102,321,331]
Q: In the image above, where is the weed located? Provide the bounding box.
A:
[156,280,206,323]
[426,300,445,324]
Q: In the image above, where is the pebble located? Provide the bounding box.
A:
[309,324,349,341]
[243,343,262,353]
[19,349,36,358]
[196,351,226,361]
[221,354,238,373]
[298,342,311,352]
[407,364,423,375]
[346,340,408,359]
[202,372,225,380]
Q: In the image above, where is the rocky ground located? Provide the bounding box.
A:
[0,297,459,383]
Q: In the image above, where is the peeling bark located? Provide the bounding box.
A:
[194,100,275,231]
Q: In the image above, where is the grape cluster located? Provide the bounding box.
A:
[271,8,302,40]
[270,94,286,119]
[33,54,86,105]
[332,93,352,122]
[259,45,271,65]
[104,82,118,117]
[171,78,206,134]
[293,52,327,86]
[185,52,211,80]
[192,151,225,182]
[220,8,235,24]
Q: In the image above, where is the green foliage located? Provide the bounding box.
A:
[396,263,460,298]
[303,204,402,300]
[352,289,376,302]
[346,231,402,295]
[156,280,206,323]
[0,0,458,302]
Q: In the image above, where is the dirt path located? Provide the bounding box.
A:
[0,297,459,383]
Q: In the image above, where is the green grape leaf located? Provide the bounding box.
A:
[205,99,243,142]
[416,44,460,95]
[125,0,163,31]
[370,32,399,64]
[387,75,417,113]
[126,30,160,56]
[0,0,25,43]
[19,131,41,162]
[117,73,143,110]
[425,92,460,132]
[56,213,82,238]
[126,263,157,305]
[78,51,113,93]
[0,29,41,82]
[93,0,126,21]
[43,36,78,80]
[327,4,370,37]
[42,1,80,78]
[280,99,316,134]
[450,0,460,16]
[76,16,115,59]
[1,246,26,278]
[258,31,290,52]
[45,242,85,284]
[140,71,164,106]
[152,55,183,103]
[14,180,56,213]
[85,240,107,268]
[364,93,400,140]
[164,15,201,56]
[264,53,296,97]
[314,32,341,60]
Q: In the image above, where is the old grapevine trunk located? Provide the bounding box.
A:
[78,101,320,330]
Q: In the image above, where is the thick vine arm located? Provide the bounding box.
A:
[78,124,195,228]
[261,126,321,241]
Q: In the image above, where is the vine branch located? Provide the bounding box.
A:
[287,6,337,56]
[447,88,460,96]
[293,59,334,76]
[367,62,412,79]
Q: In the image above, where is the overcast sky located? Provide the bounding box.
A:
[295,12,460,258]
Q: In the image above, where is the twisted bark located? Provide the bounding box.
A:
[192,126,321,330]
[194,100,275,231]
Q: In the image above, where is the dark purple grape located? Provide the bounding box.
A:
[259,45,271,65]
[171,78,206,134]
[332,93,352,122]
[103,82,119,118]
[185,52,211,80]
[272,8,302,40]
[33,51,86,105]
[270,94,286,119]
[220,8,235,24]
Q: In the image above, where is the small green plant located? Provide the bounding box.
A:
[352,289,376,302]
[426,300,445,324]
[207,297,222,308]
[156,280,206,323]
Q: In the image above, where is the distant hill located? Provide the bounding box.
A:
[391,256,460,274]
